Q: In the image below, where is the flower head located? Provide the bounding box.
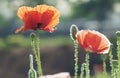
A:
[76,30,111,54]
[15,4,60,33]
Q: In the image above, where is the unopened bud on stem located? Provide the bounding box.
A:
[70,24,78,40]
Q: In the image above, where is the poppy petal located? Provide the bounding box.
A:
[15,26,24,33]
[97,34,111,54]
[76,30,88,46]
[44,6,60,28]
[23,11,41,32]
[34,5,60,29]
[41,10,54,27]
[45,19,59,29]
[84,31,101,52]
[17,6,32,20]
[33,5,49,14]
[45,12,60,28]
[76,30,111,54]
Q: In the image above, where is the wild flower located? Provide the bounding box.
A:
[16,4,60,77]
[76,29,111,78]
[76,30,111,54]
[15,4,60,33]
[70,25,79,78]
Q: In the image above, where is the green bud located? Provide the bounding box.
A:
[30,33,36,41]
[116,31,120,37]
[28,54,37,78]
[70,24,78,40]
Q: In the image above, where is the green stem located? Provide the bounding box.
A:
[80,63,86,78]
[116,31,120,78]
[117,43,120,78]
[85,52,90,78]
[28,54,37,78]
[112,60,118,78]
[31,31,43,77]
[31,37,38,70]
[103,61,107,78]
[73,40,79,78]
[109,46,114,77]
[36,30,43,76]
[115,68,118,78]
[36,30,40,61]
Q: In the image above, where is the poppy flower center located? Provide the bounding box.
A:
[37,23,42,28]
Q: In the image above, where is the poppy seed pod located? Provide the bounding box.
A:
[76,30,111,54]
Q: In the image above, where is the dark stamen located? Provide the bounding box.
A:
[37,23,42,28]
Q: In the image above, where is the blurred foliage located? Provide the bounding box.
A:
[0,35,30,49]
[0,38,7,49]
[39,36,72,48]
[0,35,72,49]
[69,0,113,20]
[6,35,31,48]
[23,0,45,6]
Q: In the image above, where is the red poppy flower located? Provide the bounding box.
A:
[15,4,60,33]
[76,30,111,54]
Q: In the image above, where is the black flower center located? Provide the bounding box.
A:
[37,23,42,28]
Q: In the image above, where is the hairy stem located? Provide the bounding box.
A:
[109,46,115,78]
[85,52,90,78]
[31,31,43,77]
[80,63,86,78]
[36,30,43,76]
[73,40,79,78]
[103,61,107,78]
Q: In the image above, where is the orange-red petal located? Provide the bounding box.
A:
[34,4,60,29]
[16,4,60,33]
[15,26,24,33]
[76,30,88,46]
[76,30,111,54]
[84,31,101,52]
[45,7,60,29]
[33,4,50,14]
[17,6,33,20]
[23,11,41,32]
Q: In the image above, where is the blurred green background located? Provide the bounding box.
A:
[0,0,120,78]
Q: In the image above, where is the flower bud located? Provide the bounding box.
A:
[30,32,36,41]
[70,24,78,40]
[28,54,37,78]
[116,31,120,40]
